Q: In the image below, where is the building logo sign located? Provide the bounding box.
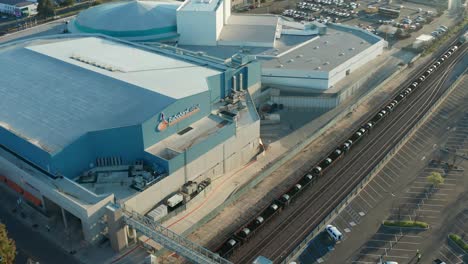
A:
[157,104,200,132]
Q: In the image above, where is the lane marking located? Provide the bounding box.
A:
[362,189,378,203]
[358,194,374,209]
[399,196,447,202]
[371,178,387,193]
[357,253,409,259]
[369,239,420,245]
[388,213,438,219]
[376,175,391,187]
[375,233,421,238]
[367,183,383,198]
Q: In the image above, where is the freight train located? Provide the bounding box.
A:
[215,43,461,259]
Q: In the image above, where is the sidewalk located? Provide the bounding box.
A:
[0,183,115,264]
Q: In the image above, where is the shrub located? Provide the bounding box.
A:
[383,220,429,228]
[449,233,468,252]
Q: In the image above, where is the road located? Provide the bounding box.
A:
[229,41,467,263]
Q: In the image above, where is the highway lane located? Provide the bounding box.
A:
[229,43,467,264]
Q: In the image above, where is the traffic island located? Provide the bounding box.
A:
[383,220,429,229]
[448,233,468,253]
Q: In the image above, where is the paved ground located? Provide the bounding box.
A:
[0,187,82,264]
[300,75,468,264]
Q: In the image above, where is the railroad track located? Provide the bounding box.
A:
[231,42,467,264]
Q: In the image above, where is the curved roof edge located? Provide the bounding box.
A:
[68,18,178,40]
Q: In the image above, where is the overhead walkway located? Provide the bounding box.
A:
[120,207,232,264]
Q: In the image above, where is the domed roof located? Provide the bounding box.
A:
[69,0,180,41]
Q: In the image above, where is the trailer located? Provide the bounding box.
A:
[166,193,184,208]
[147,204,168,222]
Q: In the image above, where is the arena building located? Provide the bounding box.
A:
[0,34,262,245]
[68,0,181,41]
[69,0,387,93]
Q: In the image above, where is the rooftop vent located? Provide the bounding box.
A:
[177,127,193,136]
[339,52,345,56]
[324,41,329,44]
[349,47,355,51]
[70,55,120,72]
[316,66,321,70]
[288,59,294,63]
[360,41,365,44]
[314,46,320,49]
[277,64,284,68]
[296,54,303,58]
[323,61,330,65]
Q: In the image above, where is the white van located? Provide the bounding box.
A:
[326,225,343,241]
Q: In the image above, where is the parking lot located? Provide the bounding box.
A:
[432,209,468,264]
[298,76,468,264]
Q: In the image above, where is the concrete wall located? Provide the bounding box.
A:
[215,1,224,40]
[271,94,339,109]
[261,68,329,90]
[223,0,231,24]
[328,40,386,88]
[217,39,274,47]
[177,10,218,45]
[185,121,236,175]
[124,119,260,214]
[123,164,184,214]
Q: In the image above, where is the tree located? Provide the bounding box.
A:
[61,0,75,7]
[427,172,444,187]
[37,0,55,18]
[0,223,16,264]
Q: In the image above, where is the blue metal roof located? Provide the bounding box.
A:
[0,47,175,154]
